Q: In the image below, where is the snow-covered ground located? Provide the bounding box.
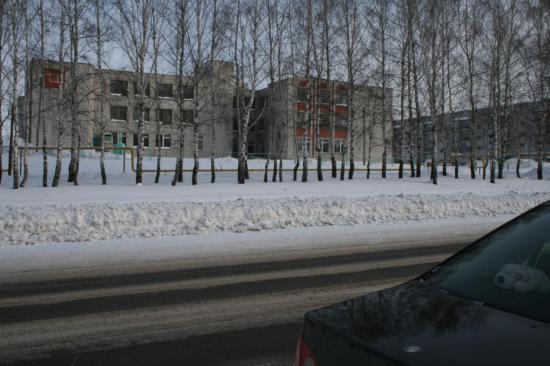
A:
[0,153,549,246]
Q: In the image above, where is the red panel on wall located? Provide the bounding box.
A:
[335,84,348,91]
[335,105,348,115]
[335,129,347,139]
[319,129,347,139]
[44,68,61,89]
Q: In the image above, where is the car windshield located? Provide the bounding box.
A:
[424,204,550,324]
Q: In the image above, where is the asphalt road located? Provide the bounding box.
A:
[0,239,476,366]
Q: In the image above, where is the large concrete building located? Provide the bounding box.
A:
[20,59,393,162]
[257,78,393,162]
[392,100,549,163]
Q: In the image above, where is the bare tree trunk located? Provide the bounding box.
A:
[52,6,65,188]
[152,8,162,184]
[340,150,345,180]
[0,0,5,184]
[263,156,269,182]
[210,148,216,183]
[154,114,161,184]
[10,2,20,189]
[11,104,19,189]
[192,124,199,185]
[412,35,422,178]
[272,158,277,182]
[330,83,336,178]
[20,1,30,188]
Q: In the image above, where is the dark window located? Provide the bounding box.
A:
[233,117,239,131]
[321,138,330,153]
[320,115,330,129]
[133,81,150,96]
[181,109,193,123]
[319,90,330,104]
[335,115,347,129]
[113,132,127,145]
[296,88,308,101]
[157,83,173,98]
[334,92,347,105]
[110,105,128,121]
[183,86,194,99]
[198,135,204,150]
[110,80,128,96]
[133,133,149,147]
[133,107,150,122]
[255,97,266,109]
[103,133,113,144]
[158,109,173,124]
[256,119,265,131]
[156,134,171,148]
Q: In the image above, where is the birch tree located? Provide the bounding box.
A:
[52,0,66,187]
[20,1,32,188]
[371,0,389,179]
[288,0,300,181]
[311,0,326,182]
[457,0,482,179]
[522,0,549,180]
[0,0,8,185]
[9,0,24,189]
[65,0,88,185]
[234,0,266,184]
[188,0,209,185]
[95,0,107,185]
[166,0,189,186]
[300,0,313,183]
[207,0,225,184]
[151,4,165,184]
[418,0,445,185]
[116,0,152,185]
[484,0,505,184]
[340,0,362,180]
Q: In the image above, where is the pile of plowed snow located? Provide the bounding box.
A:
[1,191,548,245]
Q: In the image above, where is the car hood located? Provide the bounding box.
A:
[306,281,550,366]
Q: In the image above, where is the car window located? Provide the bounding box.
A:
[424,204,550,323]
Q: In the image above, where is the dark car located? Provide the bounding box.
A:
[295,201,550,366]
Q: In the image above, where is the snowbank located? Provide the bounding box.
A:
[1,191,548,245]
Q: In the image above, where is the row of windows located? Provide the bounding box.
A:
[95,132,205,150]
[110,79,194,99]
[296,138,346,154]
[110,105,194,124]
[296,113,347,128]
[296,87,347,105]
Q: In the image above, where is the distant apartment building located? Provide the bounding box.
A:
[20,59,392,161]
[392,100,549,162]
